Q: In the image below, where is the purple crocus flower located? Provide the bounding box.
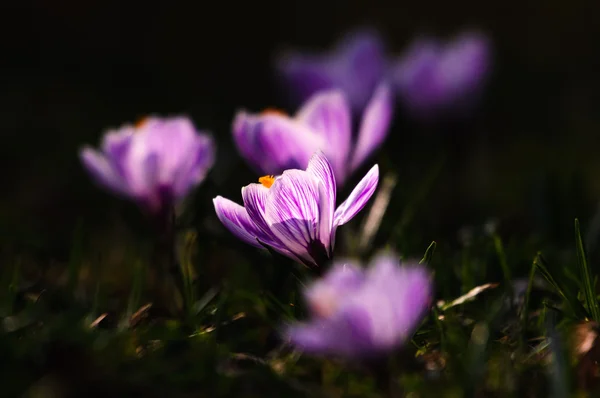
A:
[392,31,491,117]
[285,254,432,358]
[213,151,379,268]
[233,84,392,187]
[276,28,388,111]
[80,116,215,213]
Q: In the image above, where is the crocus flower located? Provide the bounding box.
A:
[213,151,379,268]
[285,254,432,358]
[80,116,215,213]
[276,28,388,111]
[233,84,392,187]
[392,31,491,117]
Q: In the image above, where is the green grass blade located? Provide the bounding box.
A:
[534,253,588,319]
[492,234,512,286]
[574,218,600,322]
[519,256,537,351]
[419,241,437,265]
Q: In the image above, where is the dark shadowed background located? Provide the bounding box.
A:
[1,0,600,275]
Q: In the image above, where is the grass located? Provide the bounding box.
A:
[3,182,600,398]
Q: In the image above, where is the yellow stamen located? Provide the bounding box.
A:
[261,108,287,117]
[259,175,276,188]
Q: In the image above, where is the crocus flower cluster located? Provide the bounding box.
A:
[233,83,392,187]
[80,116,215,214]
[275,28,491,118]
[286,254,432,357]
[213,151,379,268]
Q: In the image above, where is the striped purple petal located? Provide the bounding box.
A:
[334,164,379,228]
[213,196,266,248]
[264,169,332,266]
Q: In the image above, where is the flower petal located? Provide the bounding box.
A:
[304,261,365,317]
[232,111,324,175]
[213,196,266,248]
[438,31,491,100]
[296,92,352,183]
[361,257,432,345]
[79,147,128,195]
[350,83,393,171]
[276,52,336,106]
[286,307,374,357]
[334,164,379,228]
[336,29,388,110]
[305,152,336,248]
[241,183,288,251]
[264,170,324,264]
[172,133,215,197]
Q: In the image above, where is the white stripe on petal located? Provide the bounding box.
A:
[306,151,336,248]
[334,164,379,228]
[264,170,321,261]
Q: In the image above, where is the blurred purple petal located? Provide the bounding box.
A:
[276,28,388,111]
[334,164,379,228]
[393,31,491,117]
[285,254,432,357]
[296,91,352,182]
[351,83,394,171]
[336,29,388,111]
[304,262,365,317]
[232,111,324,176]
[80,147,127,195]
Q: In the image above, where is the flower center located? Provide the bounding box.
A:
[260,108,287,117]
[309,289,339,318]
[258,175,276,188]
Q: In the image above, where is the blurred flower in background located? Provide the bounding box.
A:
[80,116,215,214]
[276,27,491,121]
[392,31,491,118]
[276,28,388,111]
[233,84,392,186]
[213,151,379,268]
[285,253,432,357]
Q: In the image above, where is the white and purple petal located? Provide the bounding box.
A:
[334,164,379,228]
[213,196,267,248]
[264,170,325,265]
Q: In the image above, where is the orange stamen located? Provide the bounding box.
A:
[135,116,149,128]
[261,108,287,117]
[259,175,276,188]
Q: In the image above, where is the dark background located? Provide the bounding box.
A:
[1,0,599,270]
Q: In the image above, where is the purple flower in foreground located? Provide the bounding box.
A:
[393,31,491,117]
[213,151,378,268]
[80,116,215,213]
[285,254,432,358]
[233,84,392,186]
[276,28,388,111]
